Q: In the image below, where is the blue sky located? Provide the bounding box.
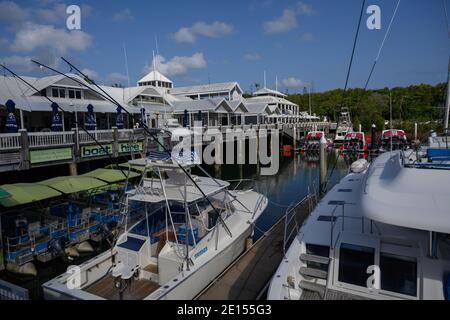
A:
[0,0,448,93]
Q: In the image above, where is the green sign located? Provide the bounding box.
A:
[81,144,113,158]
[30,148,73,164]
[118,142,144,154]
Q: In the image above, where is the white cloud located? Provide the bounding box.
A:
[282,77,308,88]
[297,2,314,15]
[244,53,262,61]
[81,68,99,80]
[0,1,30,25]
[145,53,207,77]
[264,9,297,35]
[0,55,35,72]
[173,21,233,43]
[301,32,314,41]
[107,72,129,83]
[10,22,92,54]
[35,3,67,25]
[112,8,134,22]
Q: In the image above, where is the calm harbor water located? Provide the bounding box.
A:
[0,150,356,299]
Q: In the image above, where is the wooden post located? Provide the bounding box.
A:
[112,126,119,157]
[19,129,30,170]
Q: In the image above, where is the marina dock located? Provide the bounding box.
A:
[196,195,316,300]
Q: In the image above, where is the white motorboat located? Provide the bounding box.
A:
[334,107,353,145]
[268,150,450,300]
[43,155,268,300]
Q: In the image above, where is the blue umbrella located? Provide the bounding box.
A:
[116,106,124,129]
[51,102,63,132]
[85,104,96,131]
[5,99,18,133]
[183,109,189,128]
[140,107,146,125]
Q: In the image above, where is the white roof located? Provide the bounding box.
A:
[170,82,242,96]
[245,95,297,107]
[253,87,287,98]
[362,151,450,233]
[138,70,172,84]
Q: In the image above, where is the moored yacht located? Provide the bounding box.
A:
[268,150,450,300]
[43,154,268,300]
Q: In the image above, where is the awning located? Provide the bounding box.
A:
[39,176,107,194]
[106,162,146,173]
[82,168,140,183]
[0,183,62,208]
[0,188,11,200]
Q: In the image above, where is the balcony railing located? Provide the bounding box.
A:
[28,132,74,148]
[0,133,21,150]
[78,130,114,144]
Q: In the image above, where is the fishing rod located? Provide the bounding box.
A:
[37,57,232,238]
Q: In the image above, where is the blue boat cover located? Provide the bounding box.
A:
[118,237,146,252]
[427,148,450,162]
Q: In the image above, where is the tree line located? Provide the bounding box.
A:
[286,83,447,139]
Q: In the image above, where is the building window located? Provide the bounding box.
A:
[59,88,66,98]
[338,243,375,287]
[52,88,59,98]
[75,90,82,99]
[69,90,75,99]
[380,253,417,297]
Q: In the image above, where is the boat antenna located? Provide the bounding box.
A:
[54,57,232,238]
[123,42,131,88]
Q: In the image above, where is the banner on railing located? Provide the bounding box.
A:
[118,142,143,154]
[30,147,73,164]
[81,144,113,158]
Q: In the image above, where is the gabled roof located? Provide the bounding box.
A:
[138,70,172,84]
[245,102,277,115]
[253,87,287,98]
[228,100,248,113]
[170,82,242,96]
[172,98,232,113]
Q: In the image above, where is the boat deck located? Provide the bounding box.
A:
[85,275,160,300]
[301,289,370,300]
[196,196,313,300]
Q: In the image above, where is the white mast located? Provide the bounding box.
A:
[445,56,450,133]
[123,43,131,88]
[264,71,266,89]
[275,75,278,92]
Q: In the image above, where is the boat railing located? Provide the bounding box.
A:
[283,195,310,257]
[329,204,382,250]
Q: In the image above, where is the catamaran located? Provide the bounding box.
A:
[43,153,268,300]
[268,150,450,300]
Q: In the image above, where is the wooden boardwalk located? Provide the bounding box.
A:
[196,196,314,300]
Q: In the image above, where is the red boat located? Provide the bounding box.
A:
[300,131,331,152]
[380,129,408,151]
[341,132,368,152]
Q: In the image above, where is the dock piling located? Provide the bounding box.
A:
[319,136,327,195]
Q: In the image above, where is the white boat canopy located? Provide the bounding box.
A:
[362,151,450,234]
